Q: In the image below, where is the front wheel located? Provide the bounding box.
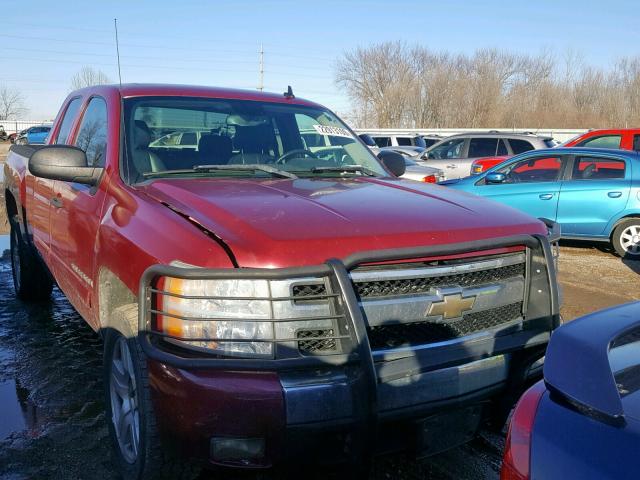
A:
[104,330,198,480]
[612,219,640,259]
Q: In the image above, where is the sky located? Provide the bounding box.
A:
[2,0,638,120]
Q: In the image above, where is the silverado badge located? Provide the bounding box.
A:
[427,293,476,320]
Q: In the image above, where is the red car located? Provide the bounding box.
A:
[471,129,640,175]
[562,128,640,150]
[3,84,560,478]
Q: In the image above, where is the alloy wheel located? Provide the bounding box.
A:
[109,337,140,464]
[620,225,640,256]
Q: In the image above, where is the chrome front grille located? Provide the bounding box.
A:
[291,252,527,353]
[352,262,524,298]
[367,301,523,349]
[291,259,525,301]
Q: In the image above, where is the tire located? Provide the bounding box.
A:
[612,218,640,259]
[104,327,199,480]
[9,218,53,301]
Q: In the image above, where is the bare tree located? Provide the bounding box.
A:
[335,43,640,129]
[70,67,111,91]
[0,85,28,120]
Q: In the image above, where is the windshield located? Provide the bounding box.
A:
[122,97,386,183]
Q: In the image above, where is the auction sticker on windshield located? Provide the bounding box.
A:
[313,124,353,139]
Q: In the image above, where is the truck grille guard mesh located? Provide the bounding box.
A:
[138,227,560,372]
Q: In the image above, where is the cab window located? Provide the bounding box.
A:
[572,156,625,180]
[578,135,621,149]
[53,98,82,145]
[74,97,108,167]
[499,156,562,183]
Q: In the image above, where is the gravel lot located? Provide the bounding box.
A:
[0,140,638,478]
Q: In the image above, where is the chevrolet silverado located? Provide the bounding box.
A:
[3,84,560,479]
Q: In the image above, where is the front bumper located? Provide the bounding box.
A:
[139,231,560,469]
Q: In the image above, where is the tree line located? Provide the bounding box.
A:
[335,42,640,129]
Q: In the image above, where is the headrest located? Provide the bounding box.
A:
[233,124,275,154]
[198,134,233,164]
[199,134,231,152]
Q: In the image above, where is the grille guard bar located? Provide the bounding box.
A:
[138,229,560,371]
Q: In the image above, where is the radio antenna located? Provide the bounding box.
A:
[114,18,122,86]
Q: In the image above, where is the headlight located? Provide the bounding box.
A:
[153,275,346,359]
[158,277,274,357]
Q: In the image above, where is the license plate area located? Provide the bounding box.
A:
[416,405,484,457]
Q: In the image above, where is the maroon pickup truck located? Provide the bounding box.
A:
[2,84,560,479]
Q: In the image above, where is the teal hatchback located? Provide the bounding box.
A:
[443,147,640,258]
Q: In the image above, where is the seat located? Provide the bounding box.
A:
[198,134,232,165]
[229,124,277,164]
[131,120,166,176]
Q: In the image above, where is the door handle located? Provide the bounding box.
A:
[539,193,554,200]
[608,191,622,198]
[50,197,63,208]
[446,164,456,169]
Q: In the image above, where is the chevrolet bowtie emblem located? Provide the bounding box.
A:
[427,293,476,320]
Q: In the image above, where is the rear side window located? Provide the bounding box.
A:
[578,135,621,149]
[509,139,535,154]
[468,138,498,157]
[497,139,508,156]
[54,98,82,145]
[74,97,108,167]
[633,135,640,152]
[373,136,391,147]
[396,137,412,146]
[572,156,625,180]
[180,132,197,145]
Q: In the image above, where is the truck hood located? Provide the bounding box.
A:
[137,177,547,268]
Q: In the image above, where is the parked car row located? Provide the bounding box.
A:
[471,128,640,173]
[7,124,52,145]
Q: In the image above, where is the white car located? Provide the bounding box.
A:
[358,135,444,183]
[402,157,445,183]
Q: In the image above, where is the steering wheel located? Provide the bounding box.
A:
[275,149,318,165]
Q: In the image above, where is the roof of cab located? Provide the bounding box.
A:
[69,83,324,109]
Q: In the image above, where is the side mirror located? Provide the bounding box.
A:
[29,146,103,186]
[377,150,406,177]
[485,172,506,184]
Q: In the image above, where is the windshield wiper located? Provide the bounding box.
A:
[143,164,298,179]
[309,165,378,177]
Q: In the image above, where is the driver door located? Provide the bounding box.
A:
[420,138,468,179]
[476,155,568,221]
